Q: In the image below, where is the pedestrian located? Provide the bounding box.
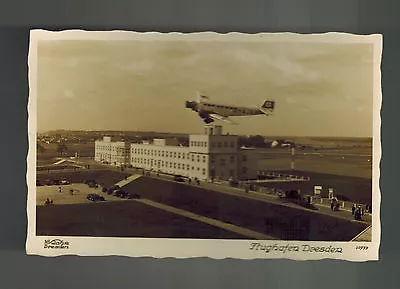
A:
[352,204,356,215]
[188,178,192,184]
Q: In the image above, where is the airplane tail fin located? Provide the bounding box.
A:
[262,100,275,110]
[260,100,275,115]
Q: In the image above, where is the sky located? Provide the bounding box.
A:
[35,34,376,137]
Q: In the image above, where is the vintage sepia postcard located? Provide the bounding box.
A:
[26,30,382,260]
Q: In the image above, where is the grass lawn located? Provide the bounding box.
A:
[36,201,246,239]
[123,177,368,241]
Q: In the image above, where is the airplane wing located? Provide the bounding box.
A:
[209,113,238,125]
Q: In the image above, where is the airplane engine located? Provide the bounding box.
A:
[185,101,197,111]
[198,111,214,123]
[198,111,208,119]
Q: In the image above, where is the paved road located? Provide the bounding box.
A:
[135,198,275,240]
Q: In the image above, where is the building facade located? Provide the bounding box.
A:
[95,125,258,181]
[95,136,130,166]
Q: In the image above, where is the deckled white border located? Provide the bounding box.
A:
[26,30,382,260]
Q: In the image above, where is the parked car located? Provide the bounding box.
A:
[229,179,239,187]
[173,175,185,182]
[87,194,105,202]
[85,180,97,188]
[60,179,70,185]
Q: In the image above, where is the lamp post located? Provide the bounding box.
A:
[290,145,295,171]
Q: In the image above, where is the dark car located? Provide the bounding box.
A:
[113,190,127,198]
[60,179,70,185]
[87,194,105,202]
[173,175,185,182]
[85,180,97,188]
[285,190,300,200]
[229,180,239,187]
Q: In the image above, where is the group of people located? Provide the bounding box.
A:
[330,197,340,211]
[188,178,200,185]
[44,198,54,205]
[352,203,371,220]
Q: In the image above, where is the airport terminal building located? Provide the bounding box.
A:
[95,125,258,181]
[94,136,130,166]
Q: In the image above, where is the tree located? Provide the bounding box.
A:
[57,142,68,155]
[37,143,46,153]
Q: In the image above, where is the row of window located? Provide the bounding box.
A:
[190,141,208,147]
[132,158,206,173]
[96,145,129,152]
[132,148,190,159]
[190,140,237,149]
[203,103,250,114]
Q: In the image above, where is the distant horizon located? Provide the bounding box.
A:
[37,128,373,139]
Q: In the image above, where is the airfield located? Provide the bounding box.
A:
[35,134,373,241]
[36,168,370,241]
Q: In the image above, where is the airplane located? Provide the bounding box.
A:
[185,92,275,124]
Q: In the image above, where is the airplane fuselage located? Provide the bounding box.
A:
[186,101,265,116]
[185,96,274,124]
[198,102,265,116]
